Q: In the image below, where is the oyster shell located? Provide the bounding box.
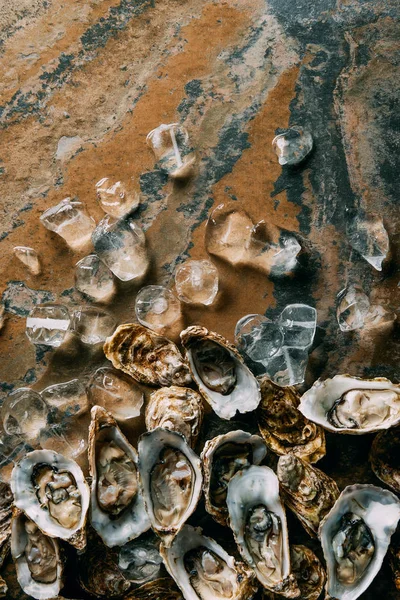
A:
[389,530,400,591]
[11,449,89,550]
[88,406,150,547]
[370,426,400,493]
[11,510,63,600]
[160,524,257,600]
[226,465,299,598]
[180,326,261,420]
[257,379,325,463]
[201,430,267,526]
[118,532,163,584]
[0,482,12,565]
[145,386,203,447]
[104,323,192,387]
[319,484,400,600]
[299,374,400,434]
[138,428,202,546]
[125,576,184,599]
[277,454,339,537]
[289,545,325,600]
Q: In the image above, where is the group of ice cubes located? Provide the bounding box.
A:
[235,304,317,386]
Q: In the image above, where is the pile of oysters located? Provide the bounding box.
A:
[2,322,400,600]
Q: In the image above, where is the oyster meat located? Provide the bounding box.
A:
[370,426,400,493]
[181,326,261,420]
[299,375,400,434]
[138,428,202,546]
[319,484,400,600]
[227,465,299,597]
[88,406,150,547]
[257,378,325,463]
[146,386,203,447]
[104,323,192,387]
[11,449,89,550]
[119,532,163,584]
[160,524,257,600]
[11,511,63,600]
[201,430,267,525]
[277,454,339,537]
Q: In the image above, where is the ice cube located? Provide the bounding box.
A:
[272,126,313,166]
[336,285,370,332]
[278,304,317,349]
[92,216,148,282]
[41,379,89,417]
[26,304,71,347]
[40,412,90,462]
[235,314,284,363]
[175,259,219,305]
[87,367,144,422]
[135,285,182,333]
[146,123,195,179]
[13,246,41,275]
[40,198,95,251]
[75,254,116,303]
[1,388,48,443]
[347,214,389,271]
[71,306,116,345]
[95,177,140,218]
[273,347,310,386]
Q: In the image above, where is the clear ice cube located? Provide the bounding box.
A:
[1,388,48,443]
[87,367,144,422]
[41,379,89,417]
[278,304,317,349]
[13,246,41,275]
[347,214,389,271]
[71,306,116,345]
[272,126,313,166]
[273,347,310,386]
[135,285,182,333]
[95,177,140,218]
[336,285,370,332]
[0,433,32,483]
[40,198,96,251]
[146,123,195,179]
[119,539,163,584]
[26,304,71,347]
[175,259,219,305]
[92,216,148,282]
[40,412,90,462]
[75,254,116,303]
[235,314,284,362]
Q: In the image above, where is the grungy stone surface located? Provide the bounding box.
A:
[0,0,399,598]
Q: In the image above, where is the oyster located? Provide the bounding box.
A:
[389,530,400,591]
[180,327,261,420]
[118,532,163,584]
[104,323,192,387]
[160,524,257,600]
[11,510,63,600]
[11,449,89,550]
[257,379,325,463]
[201,430,267,525]
[125,577,184,599]
[370,426,400,493]
[289,545,325,600]
[138,428,202,546]
[299,375,400,434]
[146,386,203,447]
[88,406,150,547]
[277,454,339,537]
[0,482,12,564]
[227,465,299,597]
[319,484,400,600]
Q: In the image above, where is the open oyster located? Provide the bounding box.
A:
[146,386,203,447]
[138,428,202,546]
[257,379,325,463]
[319,484,400,600]
[227,465,299,597]
[11,449,89,550]
[370,426,400,493]
[180,326,261,420]
[277,454,339,537]
[88,406,150,547]
[118,532,163,584]
[299,375,400,434]
[201,430,267,525]
[161,524,257,600]
[11,510,63,600]
[104,323,192,387]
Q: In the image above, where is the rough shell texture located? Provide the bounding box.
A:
[389,530,400,591]
[257,378,325,463]
[180,326,261,420]
[299,375,400,434]
[160,524,258,600]
[88,406,150,547]
[0,482,12,565]
[145,386,203,447]
[124,577,184,599]
[201,430,267,525]
[11,449,90,551]
[319,484,400,600]
[289,545,325,600]
[104,323,192,387]
[370,427,400,493]
[277,454,340,537]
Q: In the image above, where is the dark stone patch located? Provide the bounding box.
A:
[2,281,55,317]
